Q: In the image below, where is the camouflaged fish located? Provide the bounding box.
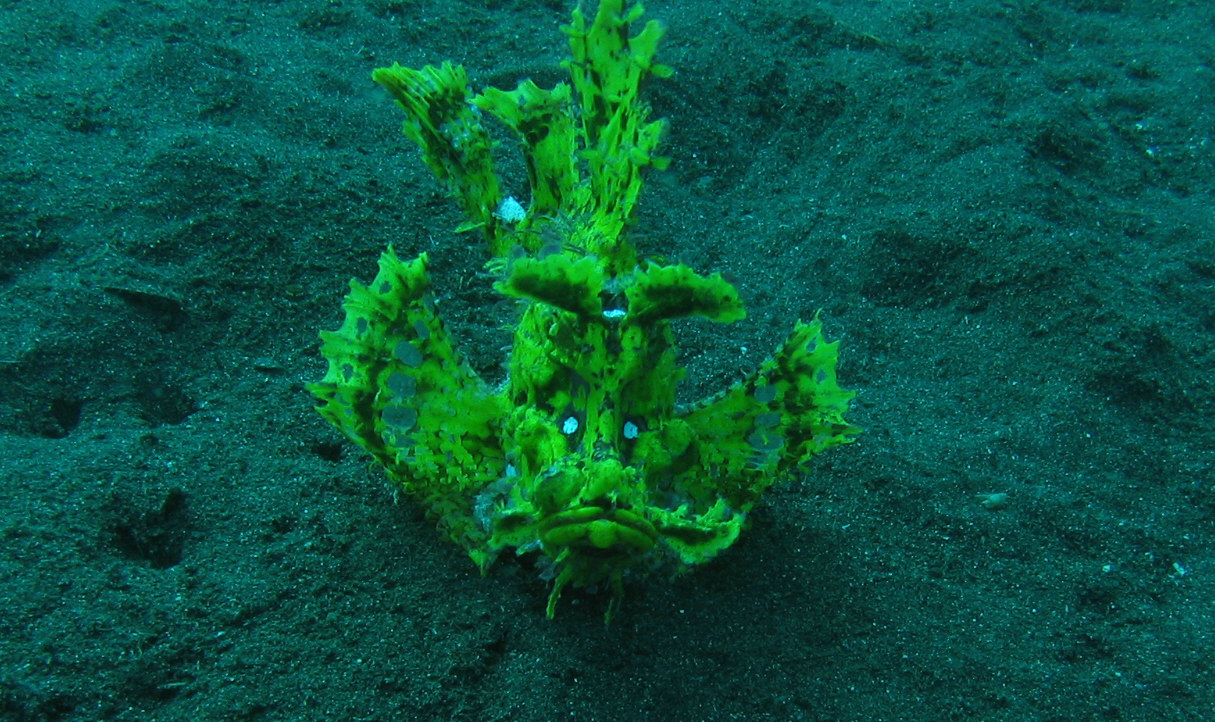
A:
[310,0,860,620]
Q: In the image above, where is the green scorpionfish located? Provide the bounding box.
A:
[310,0,860,620]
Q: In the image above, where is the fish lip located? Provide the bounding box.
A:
[539,505,659,551]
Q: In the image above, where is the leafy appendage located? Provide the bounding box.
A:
[309,248,509,552]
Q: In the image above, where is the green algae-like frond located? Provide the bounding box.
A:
[310,0,860,621]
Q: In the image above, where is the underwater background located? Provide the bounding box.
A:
[1,0,1212,719]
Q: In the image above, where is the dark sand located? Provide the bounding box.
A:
[2,0,1212,719]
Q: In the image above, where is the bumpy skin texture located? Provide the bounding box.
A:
[310,0,860,620]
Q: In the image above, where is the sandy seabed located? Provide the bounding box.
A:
[1,1,1213,719]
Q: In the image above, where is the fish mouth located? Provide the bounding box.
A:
[539,505,658,552]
